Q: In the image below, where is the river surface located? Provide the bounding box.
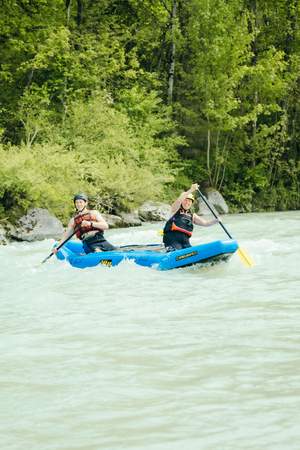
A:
[0,211,299,450]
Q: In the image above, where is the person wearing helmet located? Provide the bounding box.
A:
[53,193,116,254]
[163,183,219,251]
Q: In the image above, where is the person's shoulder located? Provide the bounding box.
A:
[170,205,179,215]
[90,209,103,218]
[90,209,101,215]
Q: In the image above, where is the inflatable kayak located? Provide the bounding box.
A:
[55,239,238,270]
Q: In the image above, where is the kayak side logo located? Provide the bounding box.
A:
[101,259,112,267]
[175,251,198,261]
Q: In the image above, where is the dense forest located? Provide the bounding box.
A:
[0,0,299,222]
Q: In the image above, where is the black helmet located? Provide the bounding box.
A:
[73,193,88,203]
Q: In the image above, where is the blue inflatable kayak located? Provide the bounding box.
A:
[55,239,238,270]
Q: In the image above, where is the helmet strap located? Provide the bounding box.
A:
[180,204,190,212]
[75,204,87,214]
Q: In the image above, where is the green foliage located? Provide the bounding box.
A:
[60,92,181,212]
[0,0,299,220]
[0,144,86,221]
[0,91,182,221]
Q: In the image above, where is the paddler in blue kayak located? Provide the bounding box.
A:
[53,193,116,254]
[163,183,219,252]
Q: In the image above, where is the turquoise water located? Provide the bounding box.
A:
[0,212,299,450]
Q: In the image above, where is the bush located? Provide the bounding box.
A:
[0,144,88,222]
[59,93,181,211]
[0,92,182,222]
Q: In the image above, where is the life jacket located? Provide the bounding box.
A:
[74,211,99,240]
[163,208,194,237]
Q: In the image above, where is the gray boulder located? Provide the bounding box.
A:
[118,211,142,227]
[102,213,124,229]
[197,188,229,215]
[0,225,9,245]
[138,201,171,222]
[101,212,142,228]
[10,208,64,242]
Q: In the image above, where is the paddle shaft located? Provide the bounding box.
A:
[197,189,233,239]
[41,228,78,264]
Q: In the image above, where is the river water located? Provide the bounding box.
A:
[0,211,299,450]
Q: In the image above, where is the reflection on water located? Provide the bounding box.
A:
[0,212,300,450]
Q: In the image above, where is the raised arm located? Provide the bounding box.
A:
[193,213,219,227]
[170,183,199,215]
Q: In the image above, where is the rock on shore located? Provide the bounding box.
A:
[1,189,229,243]
[9,208,64,242]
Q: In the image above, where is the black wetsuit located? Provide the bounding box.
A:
[82,231,116,253]
[163,209,194,251]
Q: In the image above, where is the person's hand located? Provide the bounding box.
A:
[190,183,199,192]
[52,247,58,254]
[81,220,91,227]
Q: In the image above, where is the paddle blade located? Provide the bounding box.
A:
[237,247,255,267]
[41,252,54,264]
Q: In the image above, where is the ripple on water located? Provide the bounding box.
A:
[1,212,300,450]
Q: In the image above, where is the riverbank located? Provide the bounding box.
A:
[0,188,231,244]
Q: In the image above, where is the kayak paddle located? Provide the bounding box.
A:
[197,189,254,267]
[41,228,78,264]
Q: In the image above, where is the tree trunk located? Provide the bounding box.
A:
[77,0,83,26]
[66,0,71,24]
[167,0,177,105]
[285,0,298,56]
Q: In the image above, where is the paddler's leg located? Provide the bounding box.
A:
[163,231,191,252]
[91,240,116,252]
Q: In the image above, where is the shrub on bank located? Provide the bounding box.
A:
[0,94,181,222]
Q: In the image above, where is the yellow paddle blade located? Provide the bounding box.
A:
[237,247,255,267]
[157,229,164,236]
